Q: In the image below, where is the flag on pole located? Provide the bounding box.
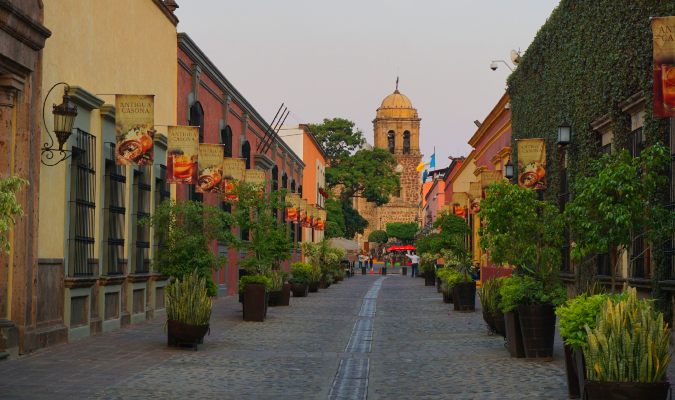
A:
[430,152,436,169]
[422,170,428,182]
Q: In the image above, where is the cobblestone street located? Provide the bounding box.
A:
[0,275,571,399]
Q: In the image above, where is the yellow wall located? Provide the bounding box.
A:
[39,0,177,259]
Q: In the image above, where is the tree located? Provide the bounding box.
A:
[324,198,345,238]
[307,118,364,165]
[144,200,235,296]
[386,222,419,244]
[0,177,26,254]
[343,201,368,238]
[565,144,671,292]
[368,230,388,244]
[327,148,400,205]
[479,181,563,287]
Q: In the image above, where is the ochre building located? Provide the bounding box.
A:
[355,89,422,250]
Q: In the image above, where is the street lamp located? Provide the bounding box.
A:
[557,123,572,146]
[504,159,515,180]
[41,82,78,166]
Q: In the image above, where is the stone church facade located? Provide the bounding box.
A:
[355,89,422,250]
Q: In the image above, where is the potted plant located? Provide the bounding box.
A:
[420,253,437,286]
[166,270,212,349]
[289,262,311,297]
[267,269,289,307]
[303,240,344,290]
[437,267,462,304]
[479,181,566,359]
[479,277,506,336]
[583,288,671,400]
[240,274,272,321]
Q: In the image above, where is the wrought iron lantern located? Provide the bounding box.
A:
[557,122,571,146]
[41,82,78,166]
[504,159,515,180]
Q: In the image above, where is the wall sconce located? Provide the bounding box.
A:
[557,122,572,146]
[41,82,78,166]
[504,159,515,180]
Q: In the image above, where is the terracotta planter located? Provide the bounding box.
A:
[291,283,308,297]
[308,282,319,292]
[167,320,209,348]
[243,283,268,322]
[504,311,525,358]
[563,344,581,399]
[280,283,291,306]
[452,281,476,312]
[584,381,670,400]
[517,303,556,358]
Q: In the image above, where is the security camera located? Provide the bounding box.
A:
[490,62,498,71]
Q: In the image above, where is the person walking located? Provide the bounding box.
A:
[369,255,374,271]
[358,253,364,270]
[406,252,420,277]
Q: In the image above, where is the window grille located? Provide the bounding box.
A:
[403,131,411,154]
[104,143,126,275]
[134,167,151,273]
[68,129,97,276]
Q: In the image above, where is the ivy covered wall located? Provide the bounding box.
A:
[508,0,675,197]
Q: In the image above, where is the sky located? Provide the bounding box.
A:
[174,0,560,167]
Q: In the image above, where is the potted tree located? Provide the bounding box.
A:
[166,270,212,349]
[479,181,566,359]
[479,277,506,336]
[240,275,272,322]
[267,270,290,306]
[289,262,311,297]
[583,288,671,400]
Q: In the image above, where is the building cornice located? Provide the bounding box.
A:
[468,92,510,147]
[67,86,104,110]
[619,92,646,115]
[177,32,303,167]
[100,104,115,122]
[0,0,51,52]
[151,0,179,26]
[590,113,612,135]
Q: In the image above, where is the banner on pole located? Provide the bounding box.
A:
[298,198,308,226]
[285,193,300,223]
[480,170,503,189]
[222,158,246,200]
[115,95,155,166]
[167,126,198,184]
[652,16,675,118]
[516,138,546,190]
[197,144,224,194]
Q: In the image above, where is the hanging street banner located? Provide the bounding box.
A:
[244,169,266,188]
[517,138,546,190]
[302,204,314,228]
[222,158,246,200]
[167,126,198,184]
[115,95,155,166]
[469,182,482,199]
[298,198,308,226]
[480,170,503,189]
[197,144,224,193]
[451,192,469,207]
[285,193,300,223]
[652,16,675,118]
[316,209,326,231]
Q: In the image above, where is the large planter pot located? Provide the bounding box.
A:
[517,303,556,359]
[291,283,308,297]
[563,344,581,399]
[280,283,291,306]
[442,290,453,304]
[268,290,283,306]
[402,267,407,276]
[504,311,525,358]
[319,279,331,289]
[492,311,506,337]
[167,320,209,348]
[584,381,670,400]
[482,309,495,331]
[424,270,436,286]
[436,277,442,293]
[308,282,319,292]
[382,267,387,275]
[243,283,268,322]
[452,281,476,312]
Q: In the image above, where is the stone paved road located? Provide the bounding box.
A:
[0,275,578,399]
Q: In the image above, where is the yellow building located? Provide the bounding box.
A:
[356,88,422,249]
[37,0,178,345]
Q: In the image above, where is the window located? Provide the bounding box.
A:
[134,167,152,273]
[630,128,645,157]
[632,233,650,278]
[68,129,96,277]
[387,131,395,154]
[189,102,204,143]
[155,165,170,257]
[221,125,233,157]
[282,172,288,189]
[403,131,411,154]
[271,166,279,191]
[242,141,251,169]
[597,251,611,276]
[104,144,126,275]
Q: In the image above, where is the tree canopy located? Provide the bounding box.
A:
[307,118,364,166]
[386,222,418,243]
[327,148,400,205]
[368,230,389,244]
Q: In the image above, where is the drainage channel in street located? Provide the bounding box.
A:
[328,277,386,400]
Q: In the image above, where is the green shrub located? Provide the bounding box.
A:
[265,269,287,292]
[166,270,212,326]
[584,288,671,383]
[290,262,312,284]
[499,275,566,313]
[556,292,626,348]
[239,274,272,293]
[479,277,506,315]
[436,268,465,294]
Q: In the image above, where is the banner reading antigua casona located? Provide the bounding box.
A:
[197,144,224,194]
[167,126,198,184]
[652,16,675,118]
[115,95,155,166]
[517,138,546,190]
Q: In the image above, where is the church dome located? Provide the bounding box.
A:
[376,90,418,119]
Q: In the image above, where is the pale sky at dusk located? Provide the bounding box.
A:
[175,1,560,167]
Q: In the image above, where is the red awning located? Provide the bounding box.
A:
[387,245,416,252]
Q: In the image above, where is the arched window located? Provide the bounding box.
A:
[221,125,233,157]
[281,172,288,189]
[189,102,204,143]
[403,131,411,154]
[291,179,296,193]
[298,185,303,197]
[242,141,251,169]
[387,130,395,154]
[271,165,279,191]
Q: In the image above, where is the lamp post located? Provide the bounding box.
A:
[41,82,78,166]
[557,123,572,146]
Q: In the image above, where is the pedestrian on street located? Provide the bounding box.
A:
[406,252,420,277]
[358,253,364,270]
[369,256,374,271]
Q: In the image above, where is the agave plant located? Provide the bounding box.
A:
[166,270,212,326]
[584,288,671,383]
